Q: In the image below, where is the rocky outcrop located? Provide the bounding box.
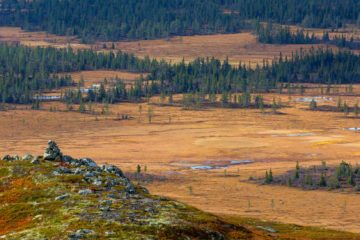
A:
[44,140,63,161]
[0,141,250,240]
[22,154,34,161]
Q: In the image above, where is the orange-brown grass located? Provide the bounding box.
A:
[0,27,89,50]
[0,176,34,204]
[0,216,32,236]
[114,33,328,67]
[65,70,146,87]
[2,88,360,233]
[0,27,330,67]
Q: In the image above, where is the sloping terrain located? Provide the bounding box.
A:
[0,141,252,239]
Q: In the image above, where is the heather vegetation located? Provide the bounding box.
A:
[0,141,250,239]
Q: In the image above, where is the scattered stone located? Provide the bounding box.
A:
[107,194,119,199]
[62,155,74,163]
[79,158,97,167]
[72,168,83,175]
[100,200,113,205]
[104,231,115,237]
[140,187,150,194]
[99,205,111,212]
[69,229,95,239]
[92,179,102,186]
[78,189,93,195]
[53,167,72,175]
[102,165,124,177]
[22,154,34,161]
[31,156,41,164]
[2,155,14,161]
[126,183,136,194]
[44,140,62,161]
[55,193,70,201]
[32,215,43,221]
[140,198,154,205]
[84,171,96,178]
[256,226,277,233]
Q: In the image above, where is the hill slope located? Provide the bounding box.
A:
[0,141,252,239]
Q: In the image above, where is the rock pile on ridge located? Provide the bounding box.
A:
[44,140,63,161]
[0,141,250,239]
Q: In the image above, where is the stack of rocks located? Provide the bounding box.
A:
[44,140,63,161]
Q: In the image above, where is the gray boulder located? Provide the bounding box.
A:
[69,229,95,239]
[22,154,34,161]
[53,167,72,175]
[2,155,14,161]
[62,155,74,163]
[31,156,41,164]
[79,158,98,167]
[55,193,70,201]
[102,165,124,177]
[92,179,102,186]
[72,168,84,175]
[84,171,96,178]
[126,183,136,194]
[78,189,93,195]
[44,140,62,161]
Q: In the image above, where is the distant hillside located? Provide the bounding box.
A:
[0,141,252,239]
[0,0,359,42]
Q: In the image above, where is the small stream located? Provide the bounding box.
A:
[190,160,254,170]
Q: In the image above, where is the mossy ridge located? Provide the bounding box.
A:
[0,148,252,240]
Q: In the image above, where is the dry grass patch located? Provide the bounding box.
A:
[114,32,327,67]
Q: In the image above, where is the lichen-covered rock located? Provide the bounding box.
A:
[44,140,62,161]
[69,229,95,239]
[55,193,70,201]
[22,154,34,161]
[78,189,93,195]
[79,158,98,167]
[53,167,72,175]
[102,164,124,177]
[62,155,74,163]
[31,156,41,164]
[2,155,21,161]
[126,182,136,194]
[2,155,14,161]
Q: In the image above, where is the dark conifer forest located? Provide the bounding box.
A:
[1,42,360,104]
[255,24,360,49]
[0,0,359,41]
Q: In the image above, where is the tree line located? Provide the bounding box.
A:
[0,0,245,42]
[1,43,360,105]
[224,0,360,29]
[0,0,359,42]
[255,23,360,50]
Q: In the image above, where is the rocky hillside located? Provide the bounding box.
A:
[0,141,252,240]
